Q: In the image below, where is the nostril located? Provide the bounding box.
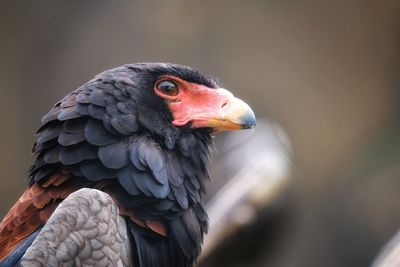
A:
[221,101,228,109]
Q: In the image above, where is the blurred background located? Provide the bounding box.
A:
[1,1,400,266]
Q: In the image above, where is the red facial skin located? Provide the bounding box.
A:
[155,75,249,131]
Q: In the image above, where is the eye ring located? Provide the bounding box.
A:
[155,80,179,96]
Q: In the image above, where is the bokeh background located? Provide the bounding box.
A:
[1,1,400,266]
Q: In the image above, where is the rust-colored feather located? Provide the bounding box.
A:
[0,171,79,260]
[145,220,168,236]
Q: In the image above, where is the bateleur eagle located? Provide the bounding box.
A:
[0,63,256,266]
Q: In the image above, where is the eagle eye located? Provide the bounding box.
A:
[156,80,179,96]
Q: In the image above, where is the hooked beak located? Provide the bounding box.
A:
[170,88,256,132]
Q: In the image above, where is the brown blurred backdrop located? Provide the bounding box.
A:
[0,1,400,266]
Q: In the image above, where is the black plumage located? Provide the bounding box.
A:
[98,141,129,169]
[27,63,218,267]
[35,124,62,144]
[84,119,118,146]
[117,165,141,195]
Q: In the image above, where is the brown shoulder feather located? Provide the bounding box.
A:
[0,171,80,260]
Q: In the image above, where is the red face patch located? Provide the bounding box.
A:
[154,75,256,132]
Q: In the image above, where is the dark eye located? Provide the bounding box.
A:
[156,80,179,96]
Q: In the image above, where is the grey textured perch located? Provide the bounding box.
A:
[21,189,132,267]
